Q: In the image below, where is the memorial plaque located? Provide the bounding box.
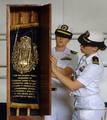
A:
[7,4,51,120]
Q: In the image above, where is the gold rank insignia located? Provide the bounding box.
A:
[60,56,72,60]
[92,56,99,65]
[70,50,78,54]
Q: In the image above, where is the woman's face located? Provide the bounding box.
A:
[56,36,69,48]
[80,45,98,55]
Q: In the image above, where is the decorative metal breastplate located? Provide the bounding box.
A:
[12,36,38,74]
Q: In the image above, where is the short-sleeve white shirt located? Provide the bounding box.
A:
[52,47,78,84]
[73,52,104,97]
[52,47,78,70]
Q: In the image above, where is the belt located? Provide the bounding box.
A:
[51,88,57,91]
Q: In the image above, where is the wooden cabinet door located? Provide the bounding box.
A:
[38,4,51,115]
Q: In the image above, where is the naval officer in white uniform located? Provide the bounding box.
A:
[45,24,78,120]
[50,30,106,120]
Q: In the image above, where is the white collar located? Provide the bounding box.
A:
[54,47,68,53]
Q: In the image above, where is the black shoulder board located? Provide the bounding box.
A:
[70,50,78,54]
[92,56,99,65]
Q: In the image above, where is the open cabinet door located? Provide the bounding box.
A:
[38,4,51,115]
[7,4,51,120]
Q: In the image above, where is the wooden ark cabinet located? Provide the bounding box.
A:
[7,4,51,120]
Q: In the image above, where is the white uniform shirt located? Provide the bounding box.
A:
[52,47,78,84]
[52,47,78,70]
[73,52,105,109]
